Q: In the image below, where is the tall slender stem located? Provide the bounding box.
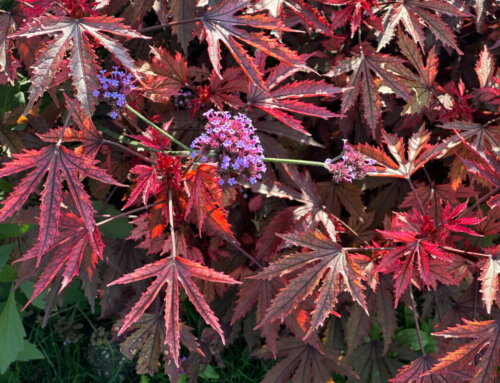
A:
[422,168,439,220]
[263,157,327,168]
[168,189,177,258]
[57,98,77,146]
[96,202,163,227]
[125,104,192,151]
[440,245,489,258]
[407,178,425,213]
[472,277,479,320]
[230,242,264,269]
[409,288,426,356]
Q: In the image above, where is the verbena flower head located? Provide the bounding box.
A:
[325,141,376,183]
[190,110,266,186]
[94,67,136,119]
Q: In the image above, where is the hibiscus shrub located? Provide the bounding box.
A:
[0,0,499,381]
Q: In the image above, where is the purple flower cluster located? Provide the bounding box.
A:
[190,110,266,186]
[325,141,376,183]
[93,67,136,119]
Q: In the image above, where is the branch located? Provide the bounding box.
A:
[57,97,77,146]
[463,186,500,217]
[407,178,425,213]
[168,189,177,259]
[409,288,426,356]
[102,139,155,165]
[140,18,201,34]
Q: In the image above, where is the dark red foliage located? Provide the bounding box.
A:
[0,0,499,382]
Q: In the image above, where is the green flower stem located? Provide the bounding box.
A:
[168,151,194,156]
[125,104,192,151]
[263,157,328,168]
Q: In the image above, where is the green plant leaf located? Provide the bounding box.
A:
[20,281,45,310]
[0,243,14,272]
[395,328,436,353]
[0,82,26,115]
[200,364,220,380]
[0,264,16,283]
[0,224,31,239]
[15,340,44,362]
[0,288,26,373]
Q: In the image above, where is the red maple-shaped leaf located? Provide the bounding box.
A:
[438,121,500,157]
[116,312,201,376]
[249,166,339,242]
[128,119,174,152]
[254,0,334,35]
[252,231,368,338]
[231,277,283,357]
[329,0,382,37]
[377,208,457,305]
[440,200,483,236]
[428,319,500,383]
[400,183,477,222]
[390,355,472,383]
[123,153,182,210]
[207,67,247,110]
[17,210,104,307]
[184,164,236,243]
[138,47,188,103]
[123,165,161,210]
[284,0,334,35]
[327,44,411,136]
[199,0,307,90]
[0,11,20,85]
[247,53,343,134]
[475,45,495,89]
[108,255,240,367]
[283,165,340,240]
[461,148,500,209]
[478,246,500,314]
[254,336,358,382]
[165,0,196,53]
[474,45,500,105]
[18,0,55,20]
[38,95,103,158]
[396,29,440,115]
[0,144,122,265]
[11,14,148,115]
[128,206,168,255]
[280,0,338,34]
[357,125,439,179]
[377,0,465,53]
